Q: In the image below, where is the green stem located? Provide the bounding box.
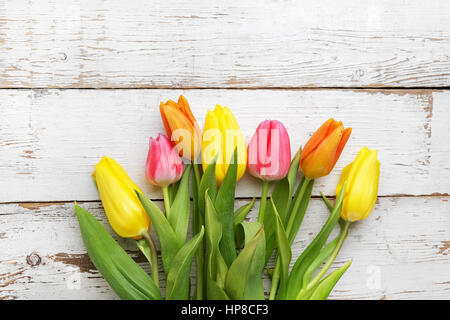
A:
[286,177,310,241]
[162,186,171,219]
[193,164,204,300]
[297,220,351,299]
[142,231,160,290]
[258,180,269,224]
[193,164,202,187]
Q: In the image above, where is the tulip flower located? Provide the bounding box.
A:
[92,157,150,240]
[247,120,291,223]
[202,105,247,185]
[145,134,184,220]
[300,118,352,179]
[145,134,184,187]
[336,147,380,222]
[247,120,291,182]
[160,95,202,161]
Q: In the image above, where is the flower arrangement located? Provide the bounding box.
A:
[75,95,380,300]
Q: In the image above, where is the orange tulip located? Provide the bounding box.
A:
[160,95,202,161]
[300,118,351,179]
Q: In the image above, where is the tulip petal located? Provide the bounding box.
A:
[301,125,343,179]
[178,95,197,127]
[202,105,246,185]
[338,147,380,222]
[94,157,149,239]
[146,134,184,187]
[160,102,173,139]
[301,118,334,161]
[332,127,352,170]
[248,120,291,181]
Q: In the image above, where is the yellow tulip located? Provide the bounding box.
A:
[336,147,380,222]
[202,105,247,185]
[92,157,150,239]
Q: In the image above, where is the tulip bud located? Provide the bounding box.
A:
[145,134,184,187]
[202,105,247,185]
[160,95,202,161]
[337,147,380,222]
[92,157,150,239]
[247,120,291,181]
[300,118,351,179]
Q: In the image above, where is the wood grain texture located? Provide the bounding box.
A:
[1,0,450,88]
[1,89,449,202]
[1,197,449,300]
[1,0,449,301]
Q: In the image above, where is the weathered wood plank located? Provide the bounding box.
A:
[0,197,448,300]
[1,89,449,202]
[1,0,450,88]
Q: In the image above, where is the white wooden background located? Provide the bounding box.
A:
[1,0,449,300]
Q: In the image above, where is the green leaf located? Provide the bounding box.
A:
[199,157,217,217]
[168,165,191,244]
[309,260,352,300]
[301,214,348,288]
[225,226,265,300]
[270,198,292,299]
[302,237,339,286]
[262,203,277,263]
[206,279,230,300]
[279,148,302,225]
[191,165,200,235]
[285,184,346,299]
[166,226,205,300]
[215,148,238,266]
[191,164,206,300]
[168,180,180,206]
[235,221,262,249]
[262,182,287,263]
[205,191,228,288]
[75,204,162,300]
[322,193,349,231]
[136,238,152,266]
[136,191,183,274]
[286,148,302,193]
[320,191,334,212]
[204,193,228,301]
[287,177,314,244]
[233,198,255,229]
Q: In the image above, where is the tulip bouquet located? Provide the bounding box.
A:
[75,95,380,300]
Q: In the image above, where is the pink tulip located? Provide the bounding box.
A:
[145,134,184,187]
[247,120,291,181]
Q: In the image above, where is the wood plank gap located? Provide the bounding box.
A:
[1,194,449,207]
[0,87,449,91]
